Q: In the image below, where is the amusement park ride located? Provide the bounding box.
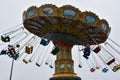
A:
[0,4,120,80]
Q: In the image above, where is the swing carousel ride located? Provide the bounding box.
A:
[0,4,120,80]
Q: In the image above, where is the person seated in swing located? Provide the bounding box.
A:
[83,44,91,59]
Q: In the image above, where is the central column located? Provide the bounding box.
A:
[49,40,81,80]
[53,46,76,77]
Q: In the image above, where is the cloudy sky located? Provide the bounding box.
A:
[0,0,120,80]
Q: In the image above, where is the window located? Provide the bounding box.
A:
[85,15,96,24]
[43,7,53,15]
[28,9,35,17]
[60,64,64,69]
[101,23,107,31]
[67,64,71,68]
[63,9,76,18]
[48,18,57,24]
[55,64,58,72]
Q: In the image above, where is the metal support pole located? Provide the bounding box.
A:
[9,59,14,80]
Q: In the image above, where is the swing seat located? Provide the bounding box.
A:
[25,46,33,54]
[84,46,91,54]
[96,66,100,69]
[83,51,90,56]
[83,54,89,59]
[8,48,16,55]
[45,62,48,65]
[13,53,19,60]
[8,45,16,55]
[90,68,95,72]
[106,58,115,65]
[49,65,53,68]
[0,50,7,55]
[7,52,13,58]
[78,64,82,68]
[51,46,60,55]
[1,35,10,42]
[29,59,32,62]
[102,68,108,73]
[113,64,120,72]
[36,63,40,67]
[23,59,28,64]
[112,69,116,72]
[93,46,101,53]
[16,44,20,48]
[83,46,91,57]
[40,39,49,46]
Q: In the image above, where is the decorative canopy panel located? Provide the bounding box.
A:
[23,4,111,45]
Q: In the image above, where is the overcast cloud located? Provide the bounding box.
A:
[0,0,120,80]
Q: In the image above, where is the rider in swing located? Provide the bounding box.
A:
[83,44,91,59]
